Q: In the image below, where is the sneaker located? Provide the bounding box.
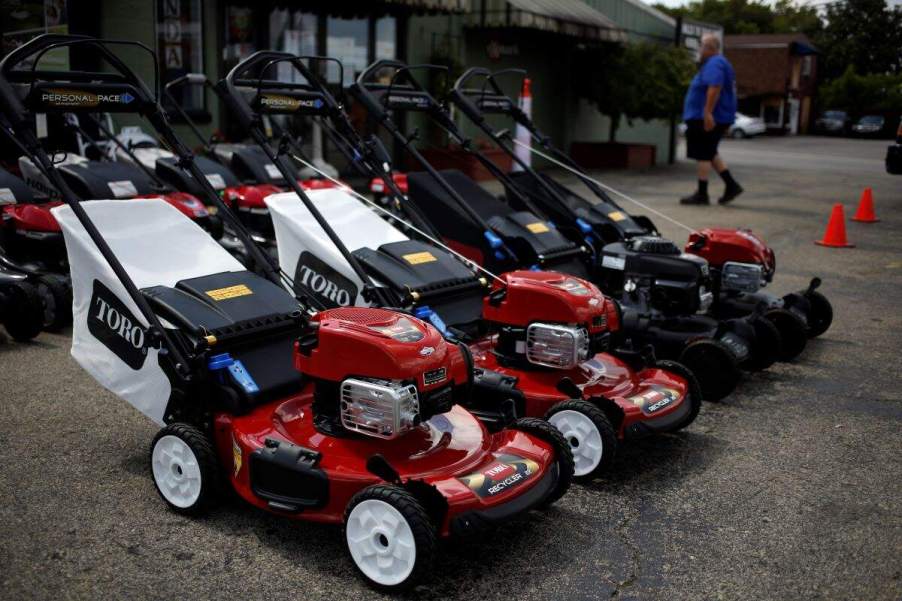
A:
[680,191,710,205]
[718,184,744,205]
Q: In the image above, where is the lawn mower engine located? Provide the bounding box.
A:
[483,270,617,370]
[597,236,777,401]
[598,236,713,316]
[686,228,833,347]
[295,307,470,438]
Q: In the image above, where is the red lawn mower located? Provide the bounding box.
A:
[0,164,71,332]
[0,34,574,591]
[345,61,777,401]
[214,50,701,479]
[447,68,832,355]
[0,110,220,331]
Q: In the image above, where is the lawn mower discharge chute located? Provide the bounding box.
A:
[0,34,576,592]
[215,50,701,480]
[450,67,832,352]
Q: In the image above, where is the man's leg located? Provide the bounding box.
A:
[713,154,743,204]
[680,160,712,204]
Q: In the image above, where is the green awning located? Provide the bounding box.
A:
[383,0,471,12]
[469,0,627,42]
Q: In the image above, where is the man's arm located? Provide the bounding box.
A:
[704,85,721,132]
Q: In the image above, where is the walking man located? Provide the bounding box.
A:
[680,34,743,205]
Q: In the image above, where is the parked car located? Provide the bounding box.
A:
[728,113,767,138]
[677,113,766,138]
[815,110,851,135]
[852,115,886,137]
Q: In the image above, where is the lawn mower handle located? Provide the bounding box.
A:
[222,51,396,308]
[350,60,524,264]
[448,68,603,245]
[2,35,283,320]
[0,35,197,381]
[468,69,626,214]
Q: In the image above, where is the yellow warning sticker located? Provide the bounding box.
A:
[608,211,626,222]
[232,435,243,477]
[526,222,550,233]
[206,284,253,301]
[403,251,438,265]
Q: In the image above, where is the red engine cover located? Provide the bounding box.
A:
[295,307,468,391]
[482,270,617,334]
[368,172,409,194]
[300,178,341,191]
[135,192,209,219]
[686,228,775,273]
[223,184,283,209]
[1,202,62,232]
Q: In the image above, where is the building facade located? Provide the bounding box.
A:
[2,0,683,166]
[725,33,819,135]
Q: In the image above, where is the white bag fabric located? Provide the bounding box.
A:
[266,189,408,307]
[52,198,246,424]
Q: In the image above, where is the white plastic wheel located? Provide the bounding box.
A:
[151,434,203,509]
[548,409,603,477]
[345,499,417,587]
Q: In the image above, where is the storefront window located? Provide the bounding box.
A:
[224,6,255,72]
[375,17,396,60]
[271,10,317,82]
[1,0,69,67]
[157,0,205,116]
[326,17,368,85]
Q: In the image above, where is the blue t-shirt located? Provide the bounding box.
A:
[683,54,737,124]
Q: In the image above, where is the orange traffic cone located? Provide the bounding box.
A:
[852,187,879,222]
[815,203,854,247]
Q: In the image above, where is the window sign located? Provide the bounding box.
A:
[375,17,396,61]
[157,0,204,114]
[327,18,368,85]
[225,6,255,70]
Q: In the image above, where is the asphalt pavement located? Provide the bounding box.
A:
[1,135,900,600]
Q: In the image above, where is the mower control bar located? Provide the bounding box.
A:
[350,60,520,264]
[449,68,593,242]
[221,51,395,308]
[0,35,194,380]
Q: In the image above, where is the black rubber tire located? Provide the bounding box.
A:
[3,281,44,341]
[149,423,222,516]
[510,416,576,502]
[35,274,72,331]
[654,360,702,432]
[745,314,782,371]
[344,484,436,593]
[766,308,808,361]
[805,290,833,337]
[678,338,740,402]
[543,401,615,482]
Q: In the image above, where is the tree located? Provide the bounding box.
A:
[652,0,822,37]
[819,66,902,113]
[573,42,695,142]
[817,0,902,79]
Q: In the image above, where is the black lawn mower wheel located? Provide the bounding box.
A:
[678,338,740,402]
[766,308,807,361]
